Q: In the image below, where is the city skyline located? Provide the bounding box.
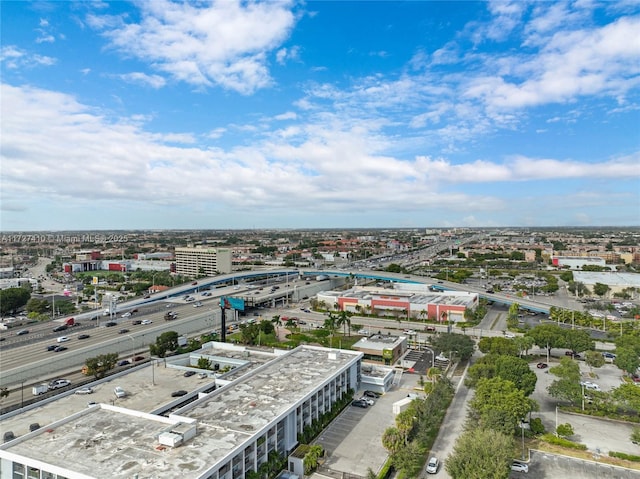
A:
[1,1,639,231]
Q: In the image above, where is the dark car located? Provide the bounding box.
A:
[3,431,15,442]
[118,329,130,334]
[46,345,57,351]
[78,334,90,340]
[171,390,188,397]
[133,355,145,361]
[351,399,368,408]
[52,325,68,332]
[54,346,68,352]
[536,362,548,369]
[29,423,40,432]
[105,322,117,327]
[364,390,381,398]
[132,320,142,325]
[117,360,131,366]
[16,329,29,336]
[183,371,196,377]
[565,351,581,359]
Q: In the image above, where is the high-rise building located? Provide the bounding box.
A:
[175,247,232,276]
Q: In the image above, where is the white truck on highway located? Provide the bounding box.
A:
[32,384,49,396]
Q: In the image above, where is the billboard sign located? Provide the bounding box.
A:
[220,296,245,311]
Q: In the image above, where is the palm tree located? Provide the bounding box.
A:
[336,310,352,336]
[324,313,339,347]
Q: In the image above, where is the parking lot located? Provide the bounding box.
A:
[311,373,423,478]
[525,450,640,479]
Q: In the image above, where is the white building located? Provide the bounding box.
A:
[175,247,233,276]
[0,345,363,479]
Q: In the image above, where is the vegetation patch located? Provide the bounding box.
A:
[539,434,587,450]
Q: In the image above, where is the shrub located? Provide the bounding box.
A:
[530,417,545,435]
[541,433,587,450]
[609,451,640,462]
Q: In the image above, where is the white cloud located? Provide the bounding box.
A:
[464,15,640,110]
[87,0,299,94]
[0,45,55,69]
[118,72,167,89]
[274,111,297,121]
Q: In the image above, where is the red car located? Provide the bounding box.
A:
[536,362,548,369]
[192,281,198,285]
[631,374,640,383]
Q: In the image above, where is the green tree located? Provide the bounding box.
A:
[336,310,352,336]
[469,377,537,435]
[25,298,50,314]
[615,334,640,357]
[466,354,536,396]
[430,333,475,361]
[85,353,118,379]
[614,347,640,375]
[478,337,518,356]
[556,423,574,438]
[631,427,640,445]
[547,357,581,405]
[381,427,404,455]
[391,441,424,478]
[612,383,640,412]
[526,324,567,358]
[584,351,605,372]
[593,282,610,298]
[513,335,535,357]
[0,287,31,315]
[445,428,513,479]
[563,329,594,355]
[150,331,179,358]
[197,357,212,370]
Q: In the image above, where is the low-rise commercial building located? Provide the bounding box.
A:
[316,284,478,323]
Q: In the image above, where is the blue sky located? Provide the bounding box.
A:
[1,0,639,231]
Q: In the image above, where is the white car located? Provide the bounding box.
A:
[511,461,529,473]
[121,312,131,318]
[75,387,94,395]
[141,320,153,325]
[56,336,69,343]
[426,456,439,474]
[49,379,71,390]
[402,329,415,335]
[505,333,516,338]
[114,387,126,398]
[359,397,374,406]
[582,382,601,391]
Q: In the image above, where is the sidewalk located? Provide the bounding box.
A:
[419,352,478,478]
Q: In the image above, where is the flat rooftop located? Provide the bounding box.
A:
[1,345,363,479]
